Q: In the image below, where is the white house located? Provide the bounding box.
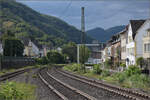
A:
[23,39,40,58]
[135,19,150,58]
[0,41,3,55]
[137,19,150,70]
[126,20,145,67]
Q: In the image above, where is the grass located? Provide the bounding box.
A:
[63,64,150,93]
[81,72,100,79]
[0,69,15,76]
[0,81,36,100]
[0,65,39,76]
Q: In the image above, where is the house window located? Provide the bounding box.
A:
[144,43,150,52]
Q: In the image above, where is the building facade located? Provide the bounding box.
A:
[141,19,150,70]
[126,20,145,67]
[120,29,127,63]
[143,29,150,68]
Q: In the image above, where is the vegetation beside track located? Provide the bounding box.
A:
[0,65,40,76]
[63,64,150,92]
[0,81,36,100]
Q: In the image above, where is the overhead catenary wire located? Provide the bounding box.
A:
[59,0,72,19]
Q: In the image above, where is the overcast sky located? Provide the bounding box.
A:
[17,0,150,30]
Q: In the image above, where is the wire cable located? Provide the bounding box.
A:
[59,0,72,19]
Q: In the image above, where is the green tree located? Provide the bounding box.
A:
[79,45,90,64]
[62,42,77,62]
[3,30,24,57]
[47,51,64,64]
[4,39,24,57]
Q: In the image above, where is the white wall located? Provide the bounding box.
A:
[126,24,136,66]
[31,42,39,56]
[135,19,150,58]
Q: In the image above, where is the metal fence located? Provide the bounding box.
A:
[0,56,35,70]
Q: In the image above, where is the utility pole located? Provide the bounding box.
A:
[77,44,80,64]
[77,7,86,65]
[81,7,86,72]
[81,7,85,44]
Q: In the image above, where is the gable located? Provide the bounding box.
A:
[135,19,150,40]
[130,20,145,39]
[136,19,150,33]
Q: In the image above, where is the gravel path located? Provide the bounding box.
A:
[1,68,62,100]
[49,68,130,100]
[40,68,88,100]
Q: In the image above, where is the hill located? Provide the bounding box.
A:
[87,25,126,42]
[0,0,93,47]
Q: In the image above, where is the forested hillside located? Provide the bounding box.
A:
[87,25,125,42]
[0,0,93,47]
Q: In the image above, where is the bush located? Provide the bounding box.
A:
[47,51,64,64]
[0,81,36,100]
[125,65,141,76]
[63,64,81,72]
[71,64,79,72]
[35,57,49,65]
[93,64,102,74]
[120,63,126,68]
[101,70,110,77]
[113,73,127,83]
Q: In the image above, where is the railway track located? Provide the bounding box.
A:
[38,67,97,100]
[54,67,150,100]
[0,67,34,82]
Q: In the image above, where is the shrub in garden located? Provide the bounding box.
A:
[93,64,102,74]
[125,65,141,77]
